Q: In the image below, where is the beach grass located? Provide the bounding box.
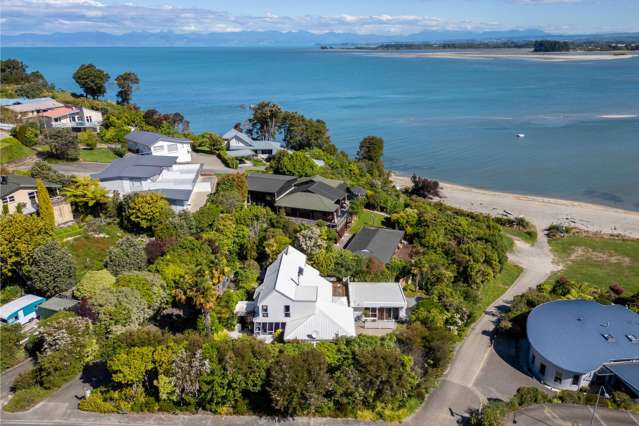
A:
[79,148,117,163]
[472,262,523,319]
[547,235,639,294]
[502,227,537,245]
[351,210,386,233]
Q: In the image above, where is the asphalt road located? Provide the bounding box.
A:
[505,403,639,426]
[403,231,559,426]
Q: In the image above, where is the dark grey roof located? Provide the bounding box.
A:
[140,188,192,202]
[345,227,404,264]
[349,186,367,197]
[0,175,58,197]
[92,154,177,181]
[248,173,297,194]
[125,131,191,146]
[527,300,639,374]
[605,362,639,395]
[292,179,346,202]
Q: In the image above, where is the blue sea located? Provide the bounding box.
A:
[3,47,639,211]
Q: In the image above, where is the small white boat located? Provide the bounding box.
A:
[516,133,526,138]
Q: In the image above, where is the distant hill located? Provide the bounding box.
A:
[2,29,639,47]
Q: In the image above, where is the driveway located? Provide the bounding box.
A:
[505,403,639,426]
[404,231,560,426]
[1,359,34,406]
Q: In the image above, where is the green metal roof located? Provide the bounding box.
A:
[275,192,338,213]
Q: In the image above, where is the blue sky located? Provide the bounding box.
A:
[2,0,638,35]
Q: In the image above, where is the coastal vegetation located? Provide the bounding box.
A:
[0,136,34,164]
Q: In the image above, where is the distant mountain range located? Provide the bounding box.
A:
[2,29,639,47]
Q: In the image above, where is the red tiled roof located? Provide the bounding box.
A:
[39,107,76,118]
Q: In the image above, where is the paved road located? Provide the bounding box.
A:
[1,360,33,406]
[505,403,639,426]
[404,231,559,426]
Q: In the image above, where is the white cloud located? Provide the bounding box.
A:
[1,0,507,35]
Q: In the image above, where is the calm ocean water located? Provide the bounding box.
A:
[3,47,639,210]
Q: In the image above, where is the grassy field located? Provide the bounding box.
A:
[62,223,125,277]
[547,235,639,294]
[351,210,385,233]
[79,148,117,163]
[0,137,34,164]
[472,262,523,319]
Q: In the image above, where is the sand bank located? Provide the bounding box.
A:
[382,51,637,62]
[391,174,639,238]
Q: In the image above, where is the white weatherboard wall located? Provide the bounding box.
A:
[129,140,192,163]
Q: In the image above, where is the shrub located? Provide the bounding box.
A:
[79,391,118,413]
[145,239,174,264]
[2,386,52,412]
[120,192,172,234]
[30,160,71,186]
[12,369,37,391]
[609,282,624,296]
[104,236,147,276]
[11,123,40,147]
[0,285,23,304]
[44,128,79,161]
[74,269,116,300]
[115,272,167,312]
[78,131,99,149]
[28,240,76,297]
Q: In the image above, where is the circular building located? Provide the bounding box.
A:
[527,299,639,391]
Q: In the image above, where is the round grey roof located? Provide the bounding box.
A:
[527,300,639,374]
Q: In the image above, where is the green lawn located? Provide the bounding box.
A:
[351,210,385,233]
[63,223,125,277]
[54,223,85,240]
[547,235,639,294]
[79,148,117,163]
[472,262,523,319]
[0,137,34,164]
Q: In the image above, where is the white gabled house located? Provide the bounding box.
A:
[40,106,103,131]
[235,246,410,341]
[92,154,211,212]
[222,128,283,158]
[126,131,192,163]
[236,246,356,341]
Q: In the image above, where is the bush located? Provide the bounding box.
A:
[115,272,167,312]
[78,131,99,149]
[30,160,71,186]
[120,192,172,234]
[104,236,147,276]
[79,391,118,413]
[28,240,76,297]
[0,285,23,304]
[12,369,37,391]
[2,386,52,412]
[44,128,79,161]
[11,123,40,147]
[74,269,116,300]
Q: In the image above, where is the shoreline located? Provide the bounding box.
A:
[390,173,639,238]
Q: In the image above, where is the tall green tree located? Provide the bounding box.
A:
[115,71,140,105]
[73,64,110,99]
[36,178,55,228]
[120,192,171,233]
[175,264,226,337]
[269,151,318,177]
[279,112,334,153]
[357,136,384,175]
[249,101,283,140]
[44,128,79,161]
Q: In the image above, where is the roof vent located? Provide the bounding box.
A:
[576,317,583,322]
[626,334,638,343]
[600,321,610,327]
[602,333,615,342]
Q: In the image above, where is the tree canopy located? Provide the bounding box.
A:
[73,64,110,99]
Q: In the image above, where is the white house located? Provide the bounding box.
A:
[236,246,356,341]
[126,131,192,163]
[348,282,407,329]
[92,154,211,212]
[40,106,103,131]
[222,128,283,158]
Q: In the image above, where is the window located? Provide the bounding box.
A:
[554,371,562,383]
[152,145,164,153]
[28,191,37,201]
[2,195,15,204]
[572,375,580,386]
[167,144,178,153]
[539,363,546,376]
[284,305,290,318]
[531,354,536,365]
[261,305,268,318]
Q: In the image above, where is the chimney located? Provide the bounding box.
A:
[0,176,7,185]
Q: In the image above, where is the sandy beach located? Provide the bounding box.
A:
[391,174,639,238]
[396,52,637,61]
